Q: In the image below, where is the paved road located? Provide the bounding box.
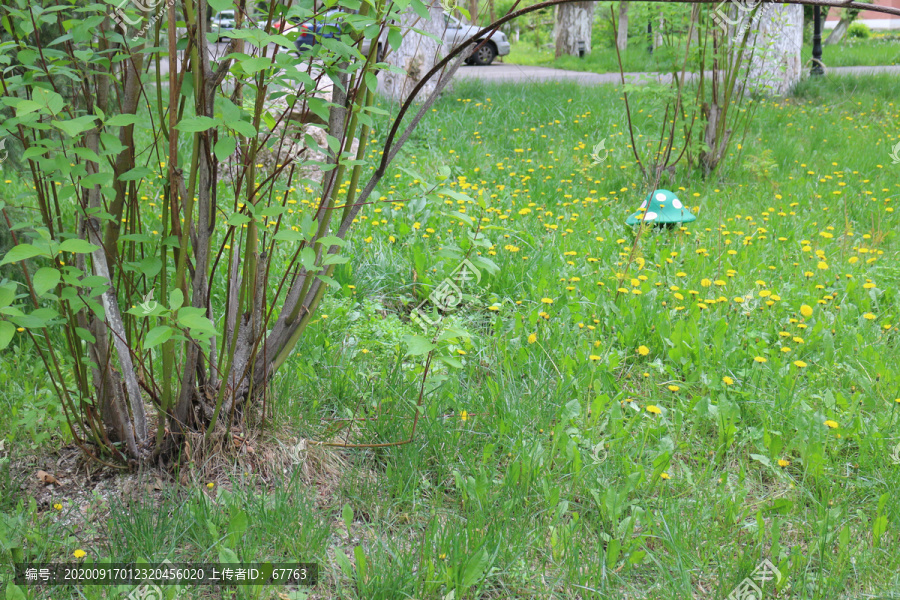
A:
[453,62,900,85]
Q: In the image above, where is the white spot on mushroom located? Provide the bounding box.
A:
[644,211,658,221]
[640,200,648,209]
[672,198,683,209]
[655,193,666,201]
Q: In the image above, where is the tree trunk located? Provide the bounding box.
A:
[746,3,803,96]
[616,2,629,51]
[379,0,445,102]
[555,1,595,58]
[689,4,699,45]
[824,16,851,45]
[653,12,663,50]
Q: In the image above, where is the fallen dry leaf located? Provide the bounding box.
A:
[36,470,59,485]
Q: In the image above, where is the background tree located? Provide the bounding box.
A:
[747,4,804,95]
[380,0,447,102]
[616,1,629,51]
[555,1,595,57]
[825,0,870,45]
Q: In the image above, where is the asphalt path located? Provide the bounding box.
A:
[453,61,900,85]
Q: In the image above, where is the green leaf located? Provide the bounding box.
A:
[169,289,184,310]
[0,321,15,351]
[273,229,307,242]
[317,235,346,248]
[177,310,216,335]
[0,244,46,266]
[32,267,60,296]
[0,286,14,308]
[437,355,463,369]
[10,309,53,329]
[228,510,248,547]
[5,582,26,600]
[58,239,99,254]
[341,503,353,532]
[333,548,353,578]
[387,26,402,51]
[316,275,339,289]
[226,213,251,227]
[605,539,621,569]
[218,546,239,564]
[403,334,435,356]
[176,116,220,132]
[460,548,490,589]
[214,136,237,161]
[240,56,273,74]
[300,247,317,271]
[118,166,153,181]
[144,325,174,349]
[750,454,772,467]
[74,326,96,343]
[52,115,99,137]
[208,0,234,11]
[230,120,257,137]
[354,545,367,582]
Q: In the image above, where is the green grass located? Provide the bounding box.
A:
[505,33,900,73]
[3,74,900,598]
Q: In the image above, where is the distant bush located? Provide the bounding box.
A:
[848,22,871,39]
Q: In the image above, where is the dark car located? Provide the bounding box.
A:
[293,10,509,66]
[293,10,385,62]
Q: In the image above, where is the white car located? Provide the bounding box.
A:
[211,10,236,41]
[443,13,510,66]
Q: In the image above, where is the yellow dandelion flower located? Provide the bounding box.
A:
[793,360,807,368]
[754,356,767,363]
[824,420,839,429]
[722,376,734,385]
[527,333,537,344]
[646,405,661,414]
[777,459,790,467]
[660,472,670,480]
[207,482,215,489]
[800,304,813,318]
[667,385,680,392]
[73,549,86,559]
[460,410,468,422]
[541,298,554,305]
[863,313,876,320]
[637,345,650,356]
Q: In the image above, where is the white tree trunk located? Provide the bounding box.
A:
[824,17,851,45]
[746,4,803,96]
[653,12,663,49]
[555,1,595,58]
[616,2,629,51]
[378,0,445,103]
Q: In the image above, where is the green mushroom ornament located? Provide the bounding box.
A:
[626,189,696,228]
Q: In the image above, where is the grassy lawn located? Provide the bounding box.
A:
[505,33,900,73]
[3,73,900,599]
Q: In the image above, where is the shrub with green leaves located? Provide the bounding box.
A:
[847,22,871,39]
[0,0,492,462]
